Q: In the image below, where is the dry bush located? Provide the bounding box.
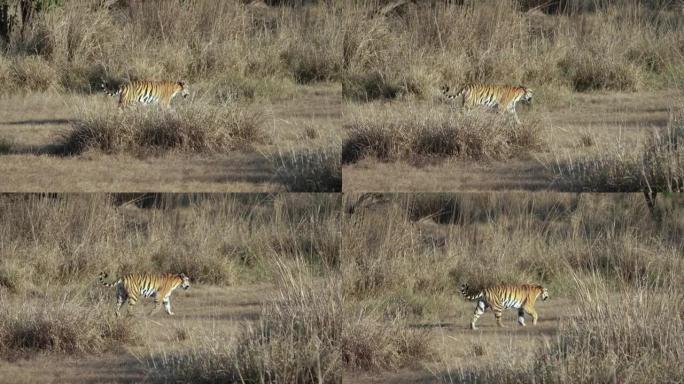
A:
[0,193,340,289]
[343,1,684,101]
[272,143,342,192]
[0,0,341,96]
[342,308,431,371]
[343,105,544,164]
[554,109,684,192]
[149,267,341,384]
[0,296,138,358]
[59,104,267,156]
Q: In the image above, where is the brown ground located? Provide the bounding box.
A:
[0,284,273,384]
[348,298,576,384]
[343,90,682,192]
[0,84,340,192]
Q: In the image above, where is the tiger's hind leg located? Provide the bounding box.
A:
[494,309,506,327]
[470,301,486,330]
[518,308,526,326]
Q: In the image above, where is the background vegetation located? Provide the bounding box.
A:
[343,0,684,101]
[0,0,341,97]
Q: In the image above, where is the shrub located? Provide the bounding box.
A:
[343,106,545,164]
[59,105,267,156]
[0,298,139,358]
[272,144,342,192]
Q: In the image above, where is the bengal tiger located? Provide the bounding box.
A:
[103,80,190,109]
[98,272,191,317]
[460,283,548,330]
[440,84,533,124]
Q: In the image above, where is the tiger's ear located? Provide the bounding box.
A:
[178,81,186,87]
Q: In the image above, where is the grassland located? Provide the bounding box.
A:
[0,193,341,383]
[0,1,342,192]
[342,192,684,383]
[342,1,684,192]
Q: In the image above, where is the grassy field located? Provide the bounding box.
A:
[0,193,341,383]
[342,192,684,383]
[342,1,684,192]
[0,1,342,192]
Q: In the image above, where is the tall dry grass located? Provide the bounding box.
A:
[0,1,342,97]
[0,193,340,291]
[149,262,342,384]
[343,0,684,102]
[553,108,684,192]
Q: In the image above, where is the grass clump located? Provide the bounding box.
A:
[272,144,342,192]
[59,105,266,156]
[0,297,138,358]
[343,106,544,164]
[342,309,431,371]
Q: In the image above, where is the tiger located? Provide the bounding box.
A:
[440,84,533,124]
[460,283,548,330]
[103,80,190,109]
[98,272,191,317]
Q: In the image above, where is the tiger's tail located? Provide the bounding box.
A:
[98,272,120,287]
[460,284,483,301]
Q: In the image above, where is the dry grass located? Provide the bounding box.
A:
[149,265,341,384]
[343,105,545,164]
[59,104,267,156]
[0,1,342,97]
[272,143,342,192]
[0,295,139,359]
[0,193,340,291]
[343,192,684,381]
[553,109,684,192]
[343,1,684,101]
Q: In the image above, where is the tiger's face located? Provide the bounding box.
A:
[177,81,190,99]
[540,287,549,301]
[521,88,533,104]
[178,273,191,290]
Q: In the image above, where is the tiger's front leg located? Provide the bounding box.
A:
[470,301,486,330]
[163,296,174,315]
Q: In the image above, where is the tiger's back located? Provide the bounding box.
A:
[106,80,189,109]
[460,283,548,330]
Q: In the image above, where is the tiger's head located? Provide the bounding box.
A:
[520,87,533,104]
[539,286,549,301]
[177,81,190,99]
[178,273,191,290]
